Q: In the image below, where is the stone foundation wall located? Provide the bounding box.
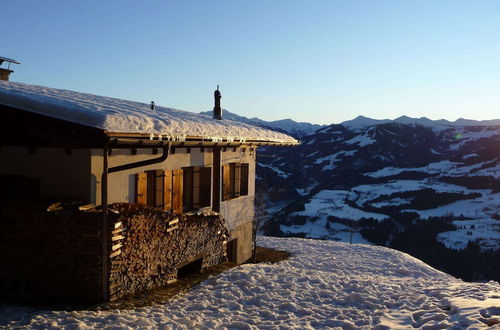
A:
[107,204,230,300]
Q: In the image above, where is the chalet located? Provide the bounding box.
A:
[0,77,297,302]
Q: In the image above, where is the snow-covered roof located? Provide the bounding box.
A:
[0,81,298,145]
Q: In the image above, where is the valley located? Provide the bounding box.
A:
[253,116,500,282]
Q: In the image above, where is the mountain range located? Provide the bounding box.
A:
[254,118,500,281]
[201,110,500,137]
[342,115,500,130]
[199,109,324,137]
[200,112,500,282]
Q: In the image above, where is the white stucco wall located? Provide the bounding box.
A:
[91,147,256,235]
[1,145,256,263]
[0,146,91,201]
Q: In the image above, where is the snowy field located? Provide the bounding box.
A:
[1,237,499,329]
[291,190,389,221]
[437,219,500,251]
[280,216,372,243]
[366,159,500,179]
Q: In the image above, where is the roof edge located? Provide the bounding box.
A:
[106,131,299,147]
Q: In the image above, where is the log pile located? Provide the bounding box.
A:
[108,203,230,301]
[0,200,103,302]
[0,200,230,303]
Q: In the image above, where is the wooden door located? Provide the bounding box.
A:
[227,238,238,263]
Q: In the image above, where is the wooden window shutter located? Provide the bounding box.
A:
[233,163,241,198]
[199,167,211,207]
[172,169,183,214]
[240,163,249,196]
[183,167,194,212]
[222,164,231,201]
[192,166,201,209]
[164,170,173,212]
[136,172,148,205]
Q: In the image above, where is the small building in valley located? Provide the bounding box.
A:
[0,80,297,302]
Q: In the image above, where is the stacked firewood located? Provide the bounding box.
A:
[0,200,103,302]
[108,203,229,300]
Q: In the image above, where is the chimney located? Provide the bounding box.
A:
[213,85,222,120]
[0,56,20,81]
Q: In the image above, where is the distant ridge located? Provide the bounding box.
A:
[341,115,500,129]
[200,109,324,138]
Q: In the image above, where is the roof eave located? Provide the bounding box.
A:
[106,132,299,148]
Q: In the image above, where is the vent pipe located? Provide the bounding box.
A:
[213,85,222,120]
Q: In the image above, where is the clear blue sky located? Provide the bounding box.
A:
[2,1,500,124]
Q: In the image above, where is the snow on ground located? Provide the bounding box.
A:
[344,130,376,147]
[1,237,499,329]
[352,179,487,207]
[371,197,412,208]
[437,219,500,251]
[259,164,290,179]
[0,81,297,143]
[366,159,500,179]
[406,192,500,220]
[366,161,460,178]
[314,150,357,171]
[280,217,372,244]
[292,190,389,221]
[448,127,500,151]
[463,153,479,160]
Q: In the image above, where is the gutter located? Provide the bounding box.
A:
[108,143,171,173]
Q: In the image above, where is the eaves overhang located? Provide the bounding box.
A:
[106,131,300,148]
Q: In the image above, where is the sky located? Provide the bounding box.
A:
[2,1,500,125]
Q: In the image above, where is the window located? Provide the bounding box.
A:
[183,166,212,212]
[136,168,182,214]
[240,163,249,196]
[136,166,212,214]
[136,170,164,208]
[222,162,249,201]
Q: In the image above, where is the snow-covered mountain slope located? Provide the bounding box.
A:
[199,109,324,137]
[258,121,500,280]
[341,115,500,130]
[1,237,499,329]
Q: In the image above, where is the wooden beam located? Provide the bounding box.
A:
[101,141,109,302]
[212,146,221,212]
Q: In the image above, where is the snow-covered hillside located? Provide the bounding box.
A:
[259,122,499,247]
[257,120,499,281]
[1,237,499,329]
